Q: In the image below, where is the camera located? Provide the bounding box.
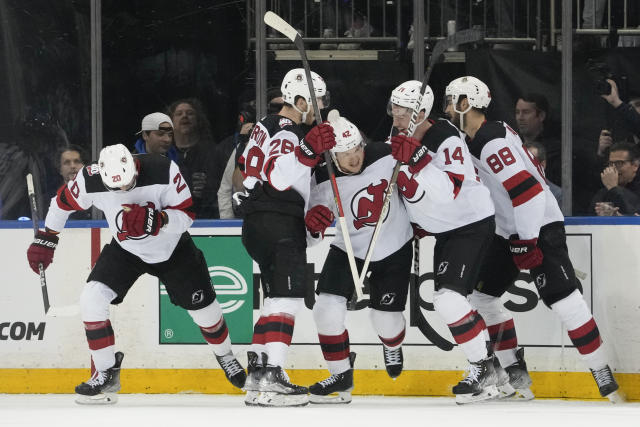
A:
[587,59,615,96]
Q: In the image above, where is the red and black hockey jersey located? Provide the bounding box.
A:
[397,119,495,234]
[45,154,194,263]
[238,114,313,217]
[466,121,563,240]
[309,141,413,261]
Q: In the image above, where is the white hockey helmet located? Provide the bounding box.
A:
[445,76,491,111]
[387,80,434,117]
[281,68,330,110]
[98,144,137,191]
[327,110,364,173]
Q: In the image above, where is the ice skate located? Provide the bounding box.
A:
[75,352,124,405]
[215,351,246,389]
[309,352,356,404]
[383,345,403,379]
[453,355,500,405]
[493,357,516,399]
[505,348,534,401]
[591,365,623,403]
[257,365,309,407]
[243,351,263,406]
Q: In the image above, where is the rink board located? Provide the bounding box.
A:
[1,218,639,400]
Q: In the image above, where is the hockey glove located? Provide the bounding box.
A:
[295,123,336,167]
[27,230,59,274]
[121,204,165,237]
[390,135,433,174]
[509,236,544,270]
[305,205,335,237]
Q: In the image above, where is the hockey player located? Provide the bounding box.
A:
[306,111,414,404]
[444,76,620,402]
[26,144,246,404]
[237,68,336,407]
[388,80,505,404]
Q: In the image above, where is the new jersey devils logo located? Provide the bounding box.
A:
[116,201,156,241]
[352,179,389,229]
[397,170,425,203]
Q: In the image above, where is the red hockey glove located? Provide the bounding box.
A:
[121,204,165,237]
[27,230,59,274]
[295,123,336,167]
[305,205,335,237]
[509,236,543,270]
[390,135,432,174]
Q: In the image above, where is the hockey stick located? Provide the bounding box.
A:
[26,174,80,317]
[264,11,363,303]
[357,28,483,286]
[409,236,454,351]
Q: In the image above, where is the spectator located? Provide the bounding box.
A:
[597,80,640,161]
[168,98,221,219]
[515,93,561,185]
[217,88,284,218]
[133,112,178,161]
[52,145,92,220]
[590,142,640,215]
[524,141,562,206]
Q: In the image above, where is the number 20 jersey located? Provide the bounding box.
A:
[466,121,564,240]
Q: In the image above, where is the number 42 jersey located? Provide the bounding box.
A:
[466,121,564,240]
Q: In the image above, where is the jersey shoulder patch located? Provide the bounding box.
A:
[260,114,305,141]
[82,164,108,194]
[135,154,171,187]
[421,119,461,152]
[467,121,507,159]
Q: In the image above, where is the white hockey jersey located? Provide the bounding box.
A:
[45,154,194,263]
[466,121,564,240]
[238,114,313,211]
[396,119,495,234]
[309,141,413,261]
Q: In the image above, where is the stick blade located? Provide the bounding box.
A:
[264,11,299,42]
[47,304,80,317]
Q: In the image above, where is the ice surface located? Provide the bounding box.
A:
[0,394,637,427]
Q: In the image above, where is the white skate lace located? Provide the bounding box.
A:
[592,367,613,386]
[384,347,402,365]
[86,371,107,387]
[318,374,340,387]
[460,363,482,385]
[219,355,244,377]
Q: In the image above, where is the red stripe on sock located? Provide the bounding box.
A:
[318,330,349,345]
[379,328,406,348]
[265,331,293,345]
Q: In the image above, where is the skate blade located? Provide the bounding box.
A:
[309,391,352,404]
[497,382,516,399]
[257,391,309,407]
[244,390,259,407]
[455,385,500,405]
[512,387,535,401]
[606,390,626,404]
[75,393,118,405]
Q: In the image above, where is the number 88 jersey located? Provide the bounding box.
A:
[239,114,312,207]
[466,121,564,241]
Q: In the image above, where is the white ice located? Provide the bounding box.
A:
[0,394,638,427]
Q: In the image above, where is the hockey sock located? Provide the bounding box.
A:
[551,290,607,370]
[314,293,350,374]
[370,309,406,349]
[434,289,488,362]
[469,290,518,366]
[84,320,115,372]
[263,297,303,367]
[250,316,268,359]
[188,300,232,356]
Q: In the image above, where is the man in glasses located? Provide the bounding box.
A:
[590,142,640,215]
[133,112,178,162]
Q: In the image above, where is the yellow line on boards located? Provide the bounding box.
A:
[0,369,637,400]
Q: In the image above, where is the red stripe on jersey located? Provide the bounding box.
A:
[502,170,543,207]
[445,172,465,199]
[166,197,195,220]
[263,156,292,191]
[56,184,83,211]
